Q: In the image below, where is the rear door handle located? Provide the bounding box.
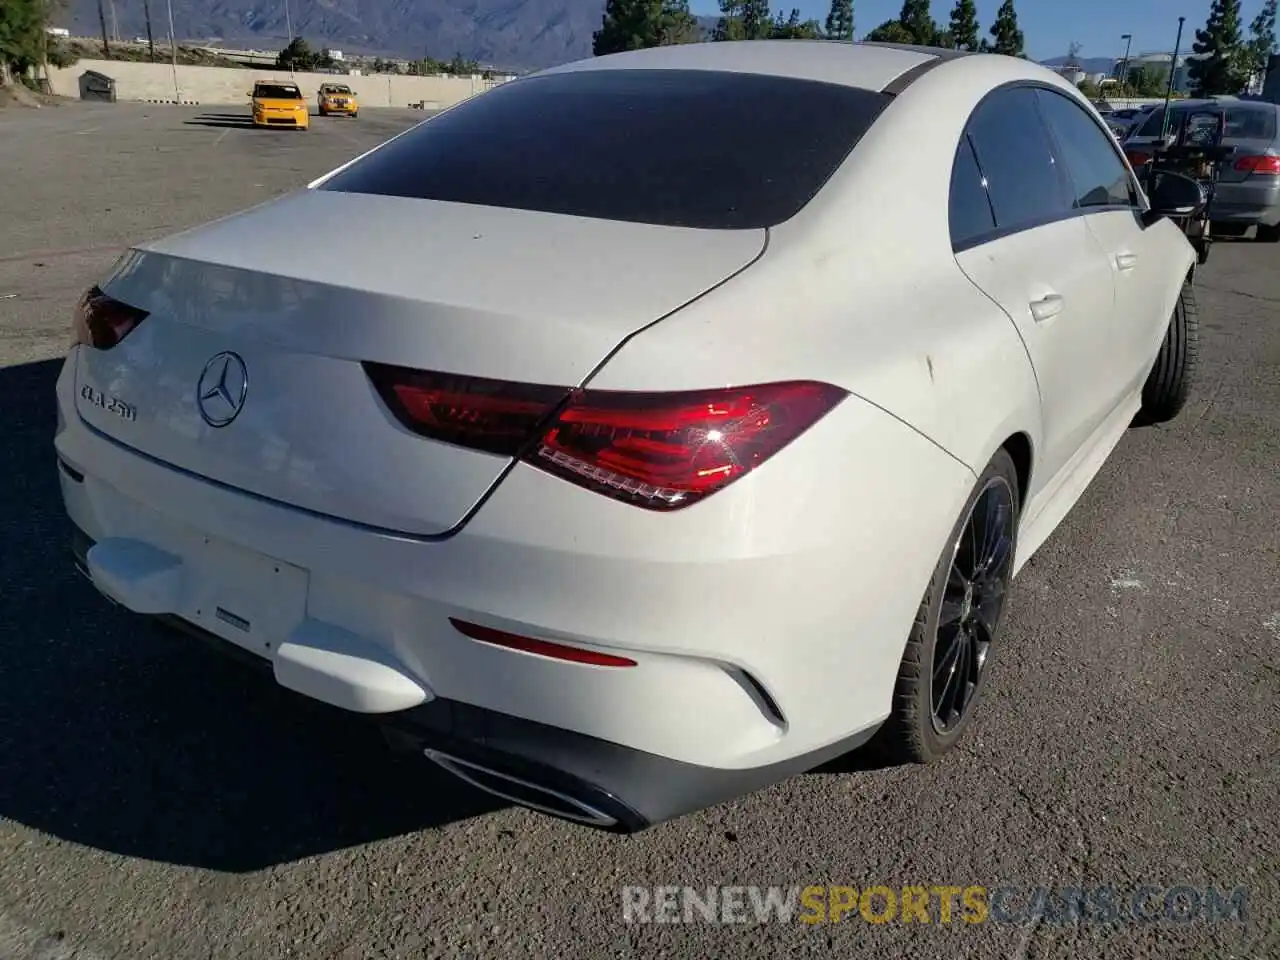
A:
[1029,293,1065,322]
[1115,252,1139,271]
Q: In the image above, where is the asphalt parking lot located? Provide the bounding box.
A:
[1,102,1277,960]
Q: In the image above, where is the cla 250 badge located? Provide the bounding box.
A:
[80,383,137,422]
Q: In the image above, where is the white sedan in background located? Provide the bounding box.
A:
[57,39,1200,831]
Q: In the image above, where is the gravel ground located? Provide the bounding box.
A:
[0,102,1277,960]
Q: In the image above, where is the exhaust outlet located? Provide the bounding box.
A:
[423,748,618,828]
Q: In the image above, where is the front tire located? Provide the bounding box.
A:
[870,448,1020,764]
[1137,282,1199,425]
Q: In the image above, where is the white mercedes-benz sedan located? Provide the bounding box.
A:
[56,40,1201,831]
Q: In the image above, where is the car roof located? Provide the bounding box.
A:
[536,39,989,95]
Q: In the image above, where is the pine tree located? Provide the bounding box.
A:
[824,0,854,42]
[1247,0,1278,79]
[659,0,700,45]
[988,0,1024,57]
[865,19,915,43]
[948,0,979,51]
[771,8,822,38]
[1188,0,1249,96]
[595,0,697,55]
[714,0,772,40]
[898,0,938,45]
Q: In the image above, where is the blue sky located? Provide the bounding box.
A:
[688,0,1271,63]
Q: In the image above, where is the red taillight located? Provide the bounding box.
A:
[533,381,847,509]
[1126,150,1151,168]
[365,364,566,457]
[364,364,847,510]
[1234,154,1280,175]
[449,618,637,667]
[70,286,149,350]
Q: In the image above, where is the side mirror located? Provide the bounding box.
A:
[1141,171,1208,227]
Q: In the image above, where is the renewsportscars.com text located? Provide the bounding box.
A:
[621,884,1249,926]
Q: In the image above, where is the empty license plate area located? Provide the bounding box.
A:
[179,536,309,656]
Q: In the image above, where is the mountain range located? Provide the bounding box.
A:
[67,1,1118,74]
[68,0,642,71]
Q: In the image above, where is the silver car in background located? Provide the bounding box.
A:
[1123,99,1280,242]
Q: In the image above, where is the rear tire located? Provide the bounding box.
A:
[1137,282,1199,425]
[1256,222,1280,243]
[868,448,1020,764]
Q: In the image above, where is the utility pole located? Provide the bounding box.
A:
[1161,17,1185,141]
[284,0,295,75]
[1118,33,1133,96]
[97,0,111,57]
[108,0,119,42]
[144,0,157,62]
[166,0,180,102]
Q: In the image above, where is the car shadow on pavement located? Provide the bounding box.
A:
[182,113,255,129]
[0,358,502,874]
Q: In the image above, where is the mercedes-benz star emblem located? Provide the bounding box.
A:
[196,352,248,428]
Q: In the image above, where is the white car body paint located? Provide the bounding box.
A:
[55,40,1197,827]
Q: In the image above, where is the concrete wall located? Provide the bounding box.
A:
[47,59,504,108]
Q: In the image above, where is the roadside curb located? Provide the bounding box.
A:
[135,98,202,105]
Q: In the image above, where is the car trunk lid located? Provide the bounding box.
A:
[73,189,765,536]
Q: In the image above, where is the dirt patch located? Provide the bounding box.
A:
[63,39,250,69]
[0,84,68,109]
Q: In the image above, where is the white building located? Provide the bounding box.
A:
[324,49,345,61]
[1112,51,1238,96]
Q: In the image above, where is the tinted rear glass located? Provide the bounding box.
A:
[1137,103,1278,140]
[318,69,893,229]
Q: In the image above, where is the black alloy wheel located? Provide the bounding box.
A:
[930,475,1015,735]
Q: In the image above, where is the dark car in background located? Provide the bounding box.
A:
[1123,99,1280,241]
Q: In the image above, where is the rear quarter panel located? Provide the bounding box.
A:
[593,55,1045,493]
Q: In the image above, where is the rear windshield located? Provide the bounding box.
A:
[1137,103,1277,140]
[318,69,893,229]
[324,85,351,94]
[256,84,302,99]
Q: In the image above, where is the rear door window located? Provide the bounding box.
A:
[1224,106,1277,140]
[962,86,1073,235]
[1034,89,1136,209]
[318,69,894,229]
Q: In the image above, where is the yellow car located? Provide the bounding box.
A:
[249,80,309,130]
[318,82,359,118]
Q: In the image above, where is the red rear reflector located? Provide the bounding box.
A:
[449,618,637,667]
[71,286,149,350]
[1234,154,1280,175]
[1126,151,1150,168]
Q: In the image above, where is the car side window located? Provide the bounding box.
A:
[963,87,1072,235]
[949,134,997,249]
[1034,89,1136,209]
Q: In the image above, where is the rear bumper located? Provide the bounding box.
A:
[1211,180,1280,226]
[55,347,977,825]
[69,523,874,830]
